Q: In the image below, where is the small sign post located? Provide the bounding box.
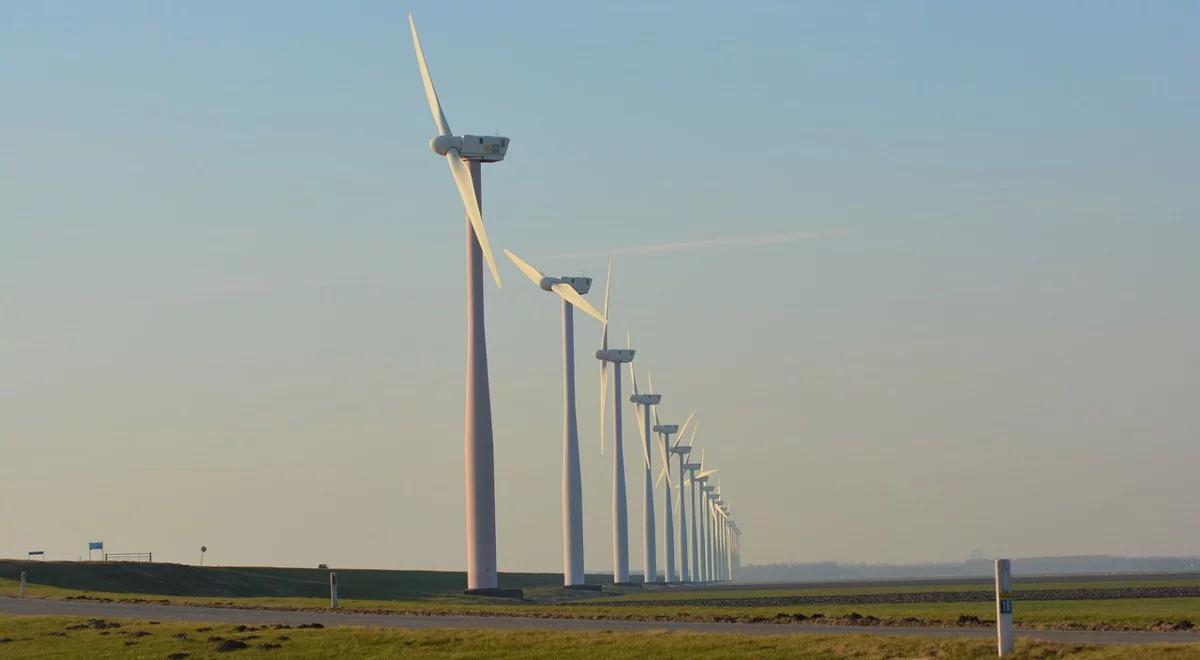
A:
[88,541,103,561]
[995,559,1013,656]
[19,572,27,598]
[329,572,339,609]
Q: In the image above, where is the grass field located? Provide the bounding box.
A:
[2,616,1199,659]
[3,561,1199,633]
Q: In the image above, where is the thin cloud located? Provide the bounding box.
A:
[545,230,838,261]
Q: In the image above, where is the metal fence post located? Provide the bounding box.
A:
[19,572,27,598]
[995,559,1013,656]
[329,572,339,609]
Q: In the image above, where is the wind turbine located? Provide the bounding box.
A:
[710,501,729,585]
[627,358,659,584]
[688,449,717,582]
[595,262,635,585]
[682,458,702,582]
[669,421,698,582]
[654,407,693,583]
[503,250,606,590]
[701,483,717,582]
[408,14,511,595]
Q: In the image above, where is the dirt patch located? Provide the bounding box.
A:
[215,639,249,652]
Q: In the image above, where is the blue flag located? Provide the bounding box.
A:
[89,541,103,550]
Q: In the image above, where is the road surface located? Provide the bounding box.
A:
[1,597,1197,645]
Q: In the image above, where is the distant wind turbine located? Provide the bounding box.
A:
[595,262,635,585]
[627,357,660,585]
[503,250,605,589]
[654,408,693,583]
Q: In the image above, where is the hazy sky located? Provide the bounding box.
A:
[2,1,1197,572]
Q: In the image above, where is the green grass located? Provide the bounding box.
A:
[5,577,1198,632]
[4,561,1198,632]
[2,616,1198,659]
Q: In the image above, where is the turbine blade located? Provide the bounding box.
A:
[675,411,695,447]
[599,258,612,351]
[697,468,718,480]
[648,371,660,428]
[446,152,502,288]
[550,283,606,324]
[503,249,544,287]
[688,421,699,447]
[407,14,451,137]
[657,438,672,487]
[655,464,668,488]
[630,398,651,468]
[628,355,640,396]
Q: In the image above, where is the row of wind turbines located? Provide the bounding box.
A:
[408,15,741,593]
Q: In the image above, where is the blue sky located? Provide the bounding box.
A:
[2,1,1197,571]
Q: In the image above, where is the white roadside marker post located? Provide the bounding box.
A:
[329,572,339,609]
[19,572,27,598]
[995,559,1013,656]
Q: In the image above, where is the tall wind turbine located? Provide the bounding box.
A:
[670,421,701,582]
[682,458,702,582]
[654,408,693,583]
[627,359,660,584]
[595,262,635,584]
[701,482,717,582]
[409,14,511,595]
[689,450,717,582]
[503,250,605,589]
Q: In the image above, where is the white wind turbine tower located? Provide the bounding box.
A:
[595,262,635,585]
[690,450,717,582]
[672,422,708,582]
[670,437,692,583]
[627,358,660,584]
[714,493,728,582]
[408,15,512,595]
[681,458,702,582]
[712,487,729,582]
[701,482,717,582]
[503,250,606,589]
[653,406,694,583]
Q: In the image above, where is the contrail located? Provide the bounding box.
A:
[545,230,836,261]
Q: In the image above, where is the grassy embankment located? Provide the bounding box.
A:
[2,616,1199,660]
[2,561,1198,631]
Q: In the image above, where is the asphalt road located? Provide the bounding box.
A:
[1,597,1197,646]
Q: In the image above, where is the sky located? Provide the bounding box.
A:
[2,1,1198,573]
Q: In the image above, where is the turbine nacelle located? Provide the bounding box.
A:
[630,393,661,405]
[596,348,635,364]
[430,134,509,162]
[541,275,592,294]
[653,424,679,434]
[701,485,716,493]
[670,445,692,456]
[684,462,702,470]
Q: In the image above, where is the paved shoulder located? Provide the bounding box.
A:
[0,597,1196,646]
